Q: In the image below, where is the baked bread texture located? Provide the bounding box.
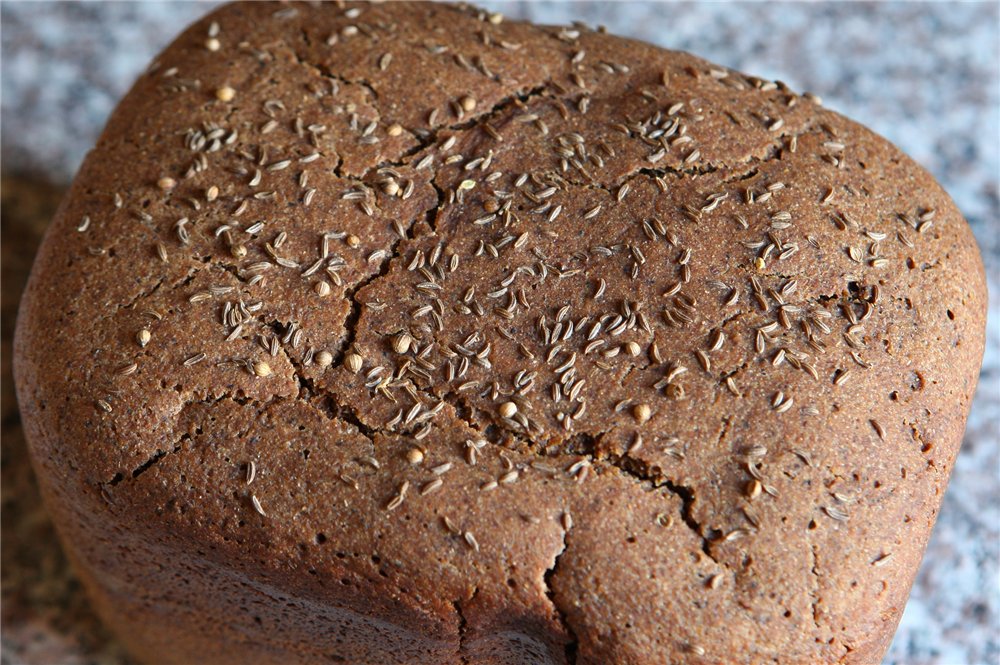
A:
[14,2,986,664]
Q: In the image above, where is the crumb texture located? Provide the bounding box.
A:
[13,2,986,664]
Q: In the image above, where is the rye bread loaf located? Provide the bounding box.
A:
[13,2,987,663]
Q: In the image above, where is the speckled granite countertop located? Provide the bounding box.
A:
[1,3,997,664]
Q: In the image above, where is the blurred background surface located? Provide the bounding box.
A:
[1,2,997,664]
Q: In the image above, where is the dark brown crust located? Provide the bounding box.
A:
[13,2,986,664]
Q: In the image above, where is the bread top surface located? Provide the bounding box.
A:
[14,2,986,663]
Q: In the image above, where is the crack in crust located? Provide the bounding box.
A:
[544,517,578,665]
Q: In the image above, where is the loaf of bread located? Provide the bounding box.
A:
[14,2,986,663]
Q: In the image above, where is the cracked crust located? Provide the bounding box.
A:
[12,2,986,664]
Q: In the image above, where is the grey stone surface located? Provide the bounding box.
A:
[1,2,997,664]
